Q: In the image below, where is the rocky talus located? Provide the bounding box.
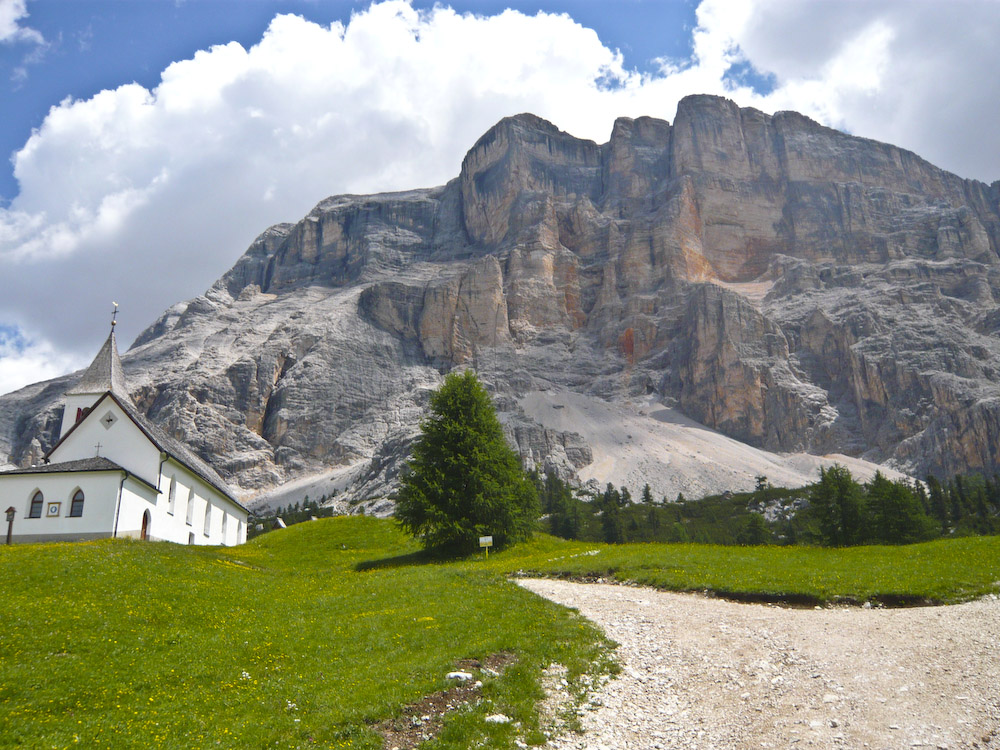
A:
[2,94,999,507]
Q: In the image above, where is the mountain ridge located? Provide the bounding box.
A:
[3,94,999,509]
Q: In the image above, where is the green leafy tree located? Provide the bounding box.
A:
[395,371,539,552]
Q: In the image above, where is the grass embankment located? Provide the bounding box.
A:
[487,534,1000,605]
[0,519,612,750]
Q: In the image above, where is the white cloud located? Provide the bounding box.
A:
[1,0,999,395]
[0,0,43,45]
[0,327,86,396]
[719,0,1000,183]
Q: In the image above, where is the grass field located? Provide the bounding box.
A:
[0,519,612,750]
[2,520,998,750]
[488,534,1000,605]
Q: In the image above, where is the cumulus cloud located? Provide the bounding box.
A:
[727,0,1000,185]
[0,326,86,396]
[1,0,46,82]
[1,0,999,395]
[0,0,42,45]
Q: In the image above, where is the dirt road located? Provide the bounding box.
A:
[519,579,1000,749]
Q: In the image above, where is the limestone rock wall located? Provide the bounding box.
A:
[4,94,1000,504]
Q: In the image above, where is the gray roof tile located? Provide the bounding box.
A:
[65,330,129,399]
[0,456,126,475]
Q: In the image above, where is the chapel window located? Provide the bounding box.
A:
[185,488,194,526]
[167,477,176,515]
[28,491,43,518]
[221,512,228,540]
[70,490,85,518]
[203,503,212,537]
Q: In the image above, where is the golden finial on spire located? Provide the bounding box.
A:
[111,301,119,330]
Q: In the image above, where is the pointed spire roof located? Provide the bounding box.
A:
[65,329,131,401]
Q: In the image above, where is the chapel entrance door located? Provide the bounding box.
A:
[141,510,150,541]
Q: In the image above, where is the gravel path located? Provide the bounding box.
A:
[518,580,1000,749]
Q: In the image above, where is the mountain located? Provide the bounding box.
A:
[3,95,999,511]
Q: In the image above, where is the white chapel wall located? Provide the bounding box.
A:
[50,400,162,484]
[112,478,160,539]
[3,471,124,543]
[154,460,247,546]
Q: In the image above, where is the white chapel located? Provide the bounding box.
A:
[1,320,248,545]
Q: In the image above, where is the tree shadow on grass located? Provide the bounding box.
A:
[354,546,470,572]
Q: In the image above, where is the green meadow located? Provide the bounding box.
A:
[2,519,998,750]
[0,519,612,750]
[490,533,1000,605]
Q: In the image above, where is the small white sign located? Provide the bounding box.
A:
[479,535,493,548]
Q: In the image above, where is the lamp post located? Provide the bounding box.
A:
[5,506,15,545]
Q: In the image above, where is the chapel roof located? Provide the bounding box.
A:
[47,323,247,511]
[114,395,246,510]
[1,456,125,475]
[45,389,245,509]
[0,456,160,493]
[65,329,130,400]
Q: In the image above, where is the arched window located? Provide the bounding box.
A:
[203,503,212,537]
[167,477,176,515]
[221,512,228,541]
[28,490,43,518]
[69,490,85,517]
[185,488,194,526]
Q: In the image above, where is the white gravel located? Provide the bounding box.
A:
[519,579,1000,749]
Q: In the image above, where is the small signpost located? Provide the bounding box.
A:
[479,535,493,558]
[5,506,15,546]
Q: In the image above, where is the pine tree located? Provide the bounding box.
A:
[395,371,539,552]
[809,465,865,546]
[866,472,937,544]
[926,474,949,530]
[599,483,624,543]
[641,484,654,505]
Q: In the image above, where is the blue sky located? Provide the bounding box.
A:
[0,0,700,206]
[1,0,999,395]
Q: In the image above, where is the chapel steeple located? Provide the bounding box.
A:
[59,305,132,438]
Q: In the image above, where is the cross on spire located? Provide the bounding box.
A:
[111,301,119,330]
[94,442,103,457]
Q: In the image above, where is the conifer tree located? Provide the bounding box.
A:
[641,483,654,505]
[809,465,865,546]
[395,371,539,552]
[866,471,937,544]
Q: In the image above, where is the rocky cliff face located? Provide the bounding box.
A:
[3,94,999,507]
